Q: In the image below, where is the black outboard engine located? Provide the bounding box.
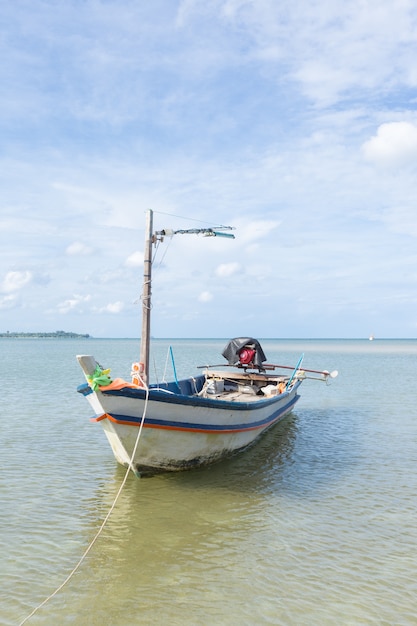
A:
[222,337,267,371]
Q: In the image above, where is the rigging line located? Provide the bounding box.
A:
[162,346,170,384]
[152,229,173,270]
[152,209,232,230]
[134,239,166,309]
[136,237,172,309]
[152,356,160,386]
[18,384,150,626]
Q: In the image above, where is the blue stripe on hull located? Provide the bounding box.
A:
[95,393,300,433]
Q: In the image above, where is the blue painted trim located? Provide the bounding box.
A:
[102,386,294,411]
[94,393,299,432]
[78,380,302,412]
[77,383,93,396]
[76,375,206,398]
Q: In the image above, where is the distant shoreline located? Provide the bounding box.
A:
[0,331,90,338]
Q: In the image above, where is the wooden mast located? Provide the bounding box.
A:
[138,210,234,385]
[139,209,153,386]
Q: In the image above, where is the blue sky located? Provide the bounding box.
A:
[1,0,417,338]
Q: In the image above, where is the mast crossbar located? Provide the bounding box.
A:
[155,226,235,239]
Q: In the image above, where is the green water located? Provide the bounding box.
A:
[2,338,417,625]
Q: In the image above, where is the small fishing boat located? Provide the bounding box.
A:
[76,210,337,475]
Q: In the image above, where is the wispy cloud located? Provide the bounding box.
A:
[1,1,417,337]
[215,262,242,277]
[66,242,94,256]
[125,251,143,268]
[97,301,125,314]
[58,294,91,314]
[198,291,213,303]
[0,294,17,309]
[1,271,33,293]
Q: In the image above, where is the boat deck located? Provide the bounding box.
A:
[201,370,289,400]
[205,370,287,384]
[211,390,270,402]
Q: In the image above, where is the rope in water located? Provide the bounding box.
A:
[19,379,150,625]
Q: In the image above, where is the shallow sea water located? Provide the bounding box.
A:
[1,338,417,625]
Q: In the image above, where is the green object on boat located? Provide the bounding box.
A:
[87,365,112,391]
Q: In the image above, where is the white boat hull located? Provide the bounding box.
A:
[77,355,301,474]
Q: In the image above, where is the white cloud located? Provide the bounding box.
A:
[176,0,199,27]
[215,262,242,277]
[58,294,91,314]
[125,251,143,267]
[183,1,417,108]
[66,241,94,256]
[378,204,417,238]
[0,294,17,309]
[99,301,125,314]
[236,220,280,245]
[362,122,417,167]
[198,291,213,302]
[1,270,33,293]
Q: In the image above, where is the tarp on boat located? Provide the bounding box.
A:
[222,337,267,370]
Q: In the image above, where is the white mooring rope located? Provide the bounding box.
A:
[19,382,150,625]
